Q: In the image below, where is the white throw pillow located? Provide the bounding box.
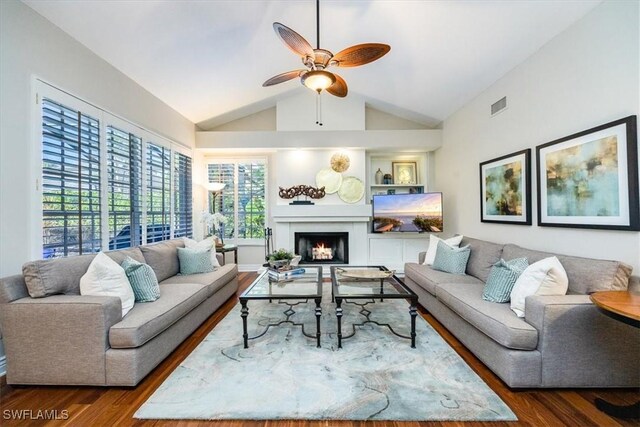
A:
[510,256,568,318]
[423,235,464,265]
[80,252,135,317]
[183,237,221,268]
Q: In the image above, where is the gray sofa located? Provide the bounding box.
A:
[0,239,238,386]
[404,236,640,389]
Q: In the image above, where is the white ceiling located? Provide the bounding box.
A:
[24,0,601,127]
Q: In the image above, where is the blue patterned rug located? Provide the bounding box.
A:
[135,285,517,421]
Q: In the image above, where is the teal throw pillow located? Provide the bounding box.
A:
[432,241,471,275]
[482,258,529,303]
[121,256,160,302]
[177,247,215,275]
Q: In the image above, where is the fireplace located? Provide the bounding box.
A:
[294,232,349,264]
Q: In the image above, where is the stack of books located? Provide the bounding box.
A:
[268,267,306,282]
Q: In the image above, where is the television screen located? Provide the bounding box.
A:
[372,192,443,233]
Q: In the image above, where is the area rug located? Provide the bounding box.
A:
[135,285,517,421]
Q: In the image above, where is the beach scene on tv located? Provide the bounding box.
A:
[373,193,443,232]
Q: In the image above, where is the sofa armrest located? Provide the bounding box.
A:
[524,295,640,387]
[418,252,426,264]
[0,295,122,385]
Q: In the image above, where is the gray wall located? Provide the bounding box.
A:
[435,1,640,272]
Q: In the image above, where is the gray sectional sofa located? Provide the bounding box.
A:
[0,239,238,386]
[404,236,640,389]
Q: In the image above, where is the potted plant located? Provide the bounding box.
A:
[267,248,294,269]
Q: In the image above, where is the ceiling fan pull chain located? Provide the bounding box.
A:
[318,92,323,126]
[315,92,319,125]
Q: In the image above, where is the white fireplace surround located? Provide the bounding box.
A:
[272,205,371,269]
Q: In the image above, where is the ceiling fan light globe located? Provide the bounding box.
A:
[301,70,336,93]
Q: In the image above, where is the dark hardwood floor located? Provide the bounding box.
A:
[1,271,638,427]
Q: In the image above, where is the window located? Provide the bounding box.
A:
[39,83,193,258]
[173,151,193,238]
[42,98,101,258]
[107,125,143,249]
[207,160,266,242]
[146,142,172,242]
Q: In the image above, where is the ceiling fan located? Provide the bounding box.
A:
[262,0,391,98]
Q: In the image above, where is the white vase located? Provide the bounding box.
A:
[375,168,383,184]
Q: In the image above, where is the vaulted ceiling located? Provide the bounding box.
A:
[24,0,600,128]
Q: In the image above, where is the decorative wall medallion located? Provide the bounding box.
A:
[316,168,343,194]
[338,176,365,203]
[330,152,350,173]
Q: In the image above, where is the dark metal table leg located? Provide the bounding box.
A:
[380,278,384,302]
[336,297,343,348]
[595,398,640,419]
[240,299,249,348]
[410,299,417,348]
[315,297,322,348]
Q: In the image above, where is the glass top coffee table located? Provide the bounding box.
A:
[330,266,418,348]
[239,267,322,348]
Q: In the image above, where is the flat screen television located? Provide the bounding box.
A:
[372,192,443,233]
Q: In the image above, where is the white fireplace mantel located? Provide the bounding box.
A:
[271,204,371,223]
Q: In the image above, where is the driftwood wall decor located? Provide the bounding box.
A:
[279,185,326,199]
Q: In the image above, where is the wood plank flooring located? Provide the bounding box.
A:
[1,271,638,427]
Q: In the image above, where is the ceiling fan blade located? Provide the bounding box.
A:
[327,73,348,97]
[273,22,314,58]
[331,43,390,67]
[262,70,306,87]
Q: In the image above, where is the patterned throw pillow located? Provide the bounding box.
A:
[177,247,215,275]
[121,256,160,302]
[432,241,471,275]
[482,258,529,303]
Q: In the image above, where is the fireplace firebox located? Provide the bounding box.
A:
[294,232,349,265]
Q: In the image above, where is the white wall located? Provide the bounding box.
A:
[277,92,365,131]
[0,0,195,277]
[436,0,640,272]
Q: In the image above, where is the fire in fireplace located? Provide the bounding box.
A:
[294,232,349,264]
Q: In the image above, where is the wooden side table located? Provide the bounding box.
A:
[216,244,238,265]
[590,291,640,419]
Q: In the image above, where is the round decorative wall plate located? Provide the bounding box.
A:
[330,152,350,173]
[338,176,364,203]
[315,168,343,194]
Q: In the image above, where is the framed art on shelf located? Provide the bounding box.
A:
[392,161,418,185]
[479,149,531,225]
[536,115,639,230]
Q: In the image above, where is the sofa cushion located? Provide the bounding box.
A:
[140,239,185,282]
[160,263,237,296]
[435,282,538,350]
[460,237,505,282]
[502,244,632,294]
[404,263,484,295]
[109,282,209,348]
[22,254,96,298]
[105,247,145,265]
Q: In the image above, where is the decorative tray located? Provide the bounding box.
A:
[336,268,395,279]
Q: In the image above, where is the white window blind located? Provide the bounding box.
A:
[207,161,266,241]
[107,125,143,249]
[41,98,102,258]
[146,142,172,242]
[173,151,193,238]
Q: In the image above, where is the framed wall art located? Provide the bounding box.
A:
[480,149,531,225]
[536,115,639,230]
[392,161,417,184]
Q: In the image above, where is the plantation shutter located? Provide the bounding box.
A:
[173,152,193,238]
[146,142,172,242]
[207,163,234,239]
[106,125,143,249]
[41,98,101,258]
[237,162,265,239]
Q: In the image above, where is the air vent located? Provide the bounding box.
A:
[491,96,507,116]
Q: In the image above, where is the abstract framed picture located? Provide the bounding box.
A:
[392,161,418,185]
[480,149,531,225]
[536,115,639,230]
